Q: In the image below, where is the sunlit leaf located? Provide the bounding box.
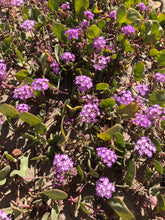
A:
[117,5,127,24]
[87,25,102,39]
[99,99,115,108]
[48,0,60,11]
[150,90,165,107]
[154,160,163,175]
[40,189,68,200]
[96,83,109,90]
[108,198,136,220]
[51,204,59,220]
[75,0,89,15]
[116,103,138,119]
[19,112,41,126]
[126,160,136,186]
[15,69,29,81]
[97,124,122,141]
[0,104,19,118]
[134,62,145,81]
[0,165,11,185]
[52,22,67,42]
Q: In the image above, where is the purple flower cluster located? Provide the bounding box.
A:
[0,210,11,220]
[92,55,110,71]
[61,1,70,10]
[136,2,147,11]
[96,147,117,168]
[64,28,82,41]
[75,75,93,92]
[20,20,35,32]
[96,177,115,199]
[0,59,6,79]
[16,103,30,113]
[80,100,100,123]
[53,154,74,186]
[13,85,34,99]
[135,136,156,157]
[121,25,136,36]
[109,10,117,20]
[135,84,149,96]
[84,10,94,20]
[114,90,134,105]
[145,104,163,120]
[60,52,75,64]
[50,61,60,75]
[31,78,49,91]
[132,112,152,128]
[93,36,106,52]
[79,20,88,29]
[154,72,165,83]
[10,0,24,7]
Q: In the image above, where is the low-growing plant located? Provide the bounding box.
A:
[0,0,165,219]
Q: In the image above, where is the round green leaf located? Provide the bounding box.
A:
[87,25,102,39]
[96,83,109,90]
[150,90,165,107]
[134,62,145,81]
[117,5,127,24]
[99,98,115,108]
[97,124,122,140]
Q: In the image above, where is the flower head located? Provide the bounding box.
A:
[0,210,11,220]
[135,136,156,157]
[136,2,147,11]
[80,101,100,123]
[121,25,136,36]
[96,147,117,167]
[0,59,6,79]
[93,36,106,52]
[50,62,60,75]
[75,75,93,92]
[20,20,35,32]
[79,20,88,29]
[10,0,24,7]
[96,177,115,199]
[13,85,34,99]
[16,103,30,113]
[53,154,74,173]
[132,113,152,128]
[145,105,163,120]
[92,55,110,71]
[84,10,94,20]
[31,78,49,91]
[61,1,70,10]
[135,84,149,96]
[114,90,134,105]
[109,10,117,20]
[60,52,75,64]
[154,72,165,83]
[64,28,81,41]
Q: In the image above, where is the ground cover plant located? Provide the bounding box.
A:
[0,0,165,219]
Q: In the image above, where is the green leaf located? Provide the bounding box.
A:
[40,189,68,200]
[145,166,154,180]
[4,36,14,48]
[0,165,11,185]
[10,170,26,178]
[15,69,29,81]
[134,62,145,81]
[157,13,165,23]
[4,151,17,162]
[20,153,30,172]
[114,133,125,148]
[157,53,165,67]
[87,25,102,39]
[157,193,165,211]
[66,104,82,111]
[48,0,60,11]
[126,8,141,24]
[154,160,163,175]
[15,49,25,62]
[57,116,66,146]
[98,20,105,29]
[97,124,122,141]
[151,20,160,35]
[34,122,47,135]
[126,160,136,186]
[92,3,102,13]
[77,165,84,181]
[131,19,141,29]
[54,44,63,63]
[88,159,99,178]
[149,49,159,56]
[108,198,136,220]
[41,212,50,220]
[116,103,138,119]
[117,5,127,24]
[51,204,59,220]
[96,83,109,90]
[161,120,165,130]
[52,22,67,42]
[19,112,41,126]
[0,104,19,118]
[150,90,165,107]
[31,155,47,161]
[39,52,51,73]
[80,202,91,215]
[99,98,115,108]
[75,0,89,15]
